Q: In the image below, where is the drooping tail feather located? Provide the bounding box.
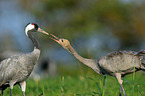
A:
[137,50,145,69]
[0,84,9,95]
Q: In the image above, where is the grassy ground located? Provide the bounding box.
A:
[2,65,145,96]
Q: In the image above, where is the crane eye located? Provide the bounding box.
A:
[31,23,38,30]
[62,40,63,42]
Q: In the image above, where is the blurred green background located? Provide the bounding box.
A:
[1,0,145,95]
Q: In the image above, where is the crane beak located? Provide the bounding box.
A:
[38,28,49,35]
[49,34,60,43]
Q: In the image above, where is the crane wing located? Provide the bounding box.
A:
[0,53,33,85]
[136,50,145,68]
[0,56,20,84]
[99,51,141,73]
[0,51,39,86]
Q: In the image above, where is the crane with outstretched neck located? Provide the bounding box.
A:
[49,34,145,96]
[0,23,49,96]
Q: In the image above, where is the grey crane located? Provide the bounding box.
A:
[0,23,49,96]
[49,34,145,96]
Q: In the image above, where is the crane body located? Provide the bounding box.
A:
[0,48,40,95]
[0,48,40,85]
[99,51,141,75]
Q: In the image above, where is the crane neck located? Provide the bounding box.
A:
[27,32,40,49]
[66,45,101,73]
[32,47,40,59]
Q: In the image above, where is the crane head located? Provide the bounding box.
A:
[25,23,49,36]
[49,34,71,50]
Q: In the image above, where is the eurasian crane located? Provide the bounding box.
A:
[0,23,49,96]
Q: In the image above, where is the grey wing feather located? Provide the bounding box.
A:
[136,50,145,67]
[99,51,141,73]
[0,53,37,85]
[0,56,21,84]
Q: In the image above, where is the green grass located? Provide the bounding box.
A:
[2,66,145,96]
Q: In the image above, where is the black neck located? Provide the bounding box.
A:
[28,32,40,49]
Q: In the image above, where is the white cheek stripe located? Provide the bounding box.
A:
[25,24,35,36]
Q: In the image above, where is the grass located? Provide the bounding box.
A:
[2,65,145,96]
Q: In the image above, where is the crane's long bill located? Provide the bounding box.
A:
[49,34,59,43]
[38,28,49,35]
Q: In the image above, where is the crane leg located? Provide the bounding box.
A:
[115,73,126,96]
[119,86,121,96]
[9,82,15,96]
[10,89,13,96]
[2,90,3,95]
[9,85,13,96]
[20,81,26,96]
[120,84,126,96]
[23,91,25,96]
